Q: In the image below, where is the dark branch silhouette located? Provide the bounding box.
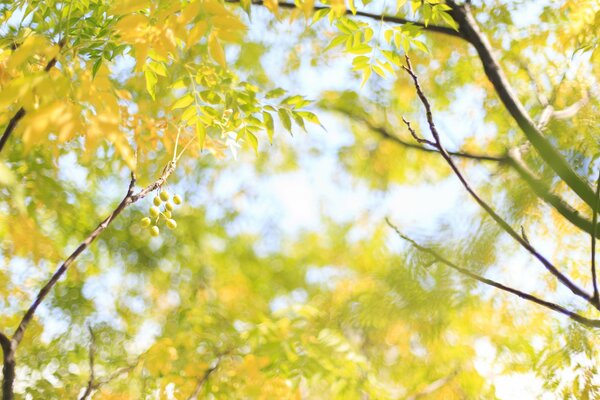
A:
[386,219,600,328]
[445,1,595,207]
[226,0,463,39]
[341,113,597,238]
[400,55,595,310]
[0,40,64,155]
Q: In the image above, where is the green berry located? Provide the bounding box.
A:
[173,194,182,205]
[149,206,160,218]
[160,190,170,201]
[165,202,174,211]
[164,210,172,219]
[153,196,162,206]
[140,217,151,227]
[150,226,160,236]
[166,219,177,230]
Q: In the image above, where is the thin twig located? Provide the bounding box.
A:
[2,162,176,399]
[186,360,221,400]
[385,219,600,328]
[401,55,595,308]
[406,370,458,400]
[445,0,596,208]
[79,326,97,400]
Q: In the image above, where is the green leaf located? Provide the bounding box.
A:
[148,61,168,77]
[246,130,258,154]
[196,121,206,150]
[144,67,158,100]
[266,88,286,99]
[296,111,325,130]
[181,106,197,122]
[278,108,292,133]
[291,111,306,132]
[360,67,372,88]
[263,111,274,143]
[172,93,194,110]
[92,58,102,78]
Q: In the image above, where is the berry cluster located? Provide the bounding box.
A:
[140,190,182,236]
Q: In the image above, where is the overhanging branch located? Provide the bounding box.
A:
[386,219,600,328]
[445,1,596,208]
[227,0,464,39]
[401,55,595,308]
[338,110,597,238]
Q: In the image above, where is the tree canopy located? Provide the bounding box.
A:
[1,0,599,398]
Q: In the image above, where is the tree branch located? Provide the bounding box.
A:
[340,111,598,238]
[78,326,97,400]
[186,359,221,400]
[237,0,594,208]
[406,370,458,400]
[386,219,600,328]
[0,40,64,155]
[446,1,596,208]
[401,55,595,307]
[226,0,464,39]
[2,161,177,400]
[591,170,600,304]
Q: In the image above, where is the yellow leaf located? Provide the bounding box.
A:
[196,121,206,150]
[208,32,226,68]
[171,93,194,110]
[111,0,150,15]
[301,0,315,18]
[203,0,230,16]
[7,35,50,71]
[115,14,148,41]
[186,21,208,48]
[264,0,279,15]
[330,0,346,16]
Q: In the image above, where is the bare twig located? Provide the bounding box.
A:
[2,161,177,399]
[339,110,597,238]
[406,370,458,400]
[385,219,600,328]
[79,326,97,400]
[186,360,221,400]
[401,55,594,308]
[445,1,596,208]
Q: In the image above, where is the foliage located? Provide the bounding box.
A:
[0,0,599,399]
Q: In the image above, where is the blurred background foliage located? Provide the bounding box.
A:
[1,0,600,398]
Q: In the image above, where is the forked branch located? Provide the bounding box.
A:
[386,219,600,328]
[1,161,177,400]
[401,55,595,309]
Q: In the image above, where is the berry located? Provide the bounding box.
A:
[164,210,172,219]
[150,206,160,218]
[173,194,182,205]
[150,226,160,236]
[153,196,162,206]
[165,202,174,211]
[160,190,170,201]
[166,219,177,230]
[140,217,151,227]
